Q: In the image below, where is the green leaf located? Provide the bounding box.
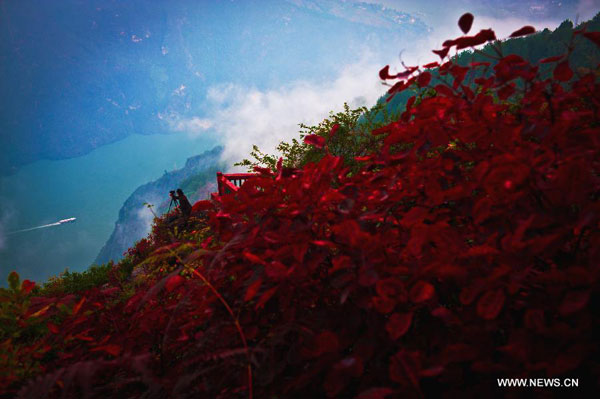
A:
[8,272,20,292]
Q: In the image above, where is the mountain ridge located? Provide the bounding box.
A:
[94,145,224,265]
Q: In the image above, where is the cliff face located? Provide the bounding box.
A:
[94,146,224,264]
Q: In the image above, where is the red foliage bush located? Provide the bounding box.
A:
[3,15,599,399]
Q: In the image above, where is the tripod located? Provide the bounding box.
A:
[168,196,179,213]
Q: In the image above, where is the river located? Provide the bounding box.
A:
[0,132,217,285]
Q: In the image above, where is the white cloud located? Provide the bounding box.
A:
[173,116,213,134]
[577,0,600,21]
[171,7,567,172]
[136,205,156,236]
[183,52,389,169]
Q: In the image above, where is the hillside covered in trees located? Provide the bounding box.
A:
[1,13,599,399]
[374,13,600,127]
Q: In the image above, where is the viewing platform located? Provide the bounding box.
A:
[211,172,256,200]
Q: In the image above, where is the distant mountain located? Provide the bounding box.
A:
[0,0,428,175]
[286,0,431,30]
[94,146,224,264]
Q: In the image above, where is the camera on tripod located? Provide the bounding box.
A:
[168,190,179,212]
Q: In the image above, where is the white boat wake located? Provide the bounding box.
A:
[8,218,77,235]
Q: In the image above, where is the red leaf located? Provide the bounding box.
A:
[372,295,396,314]
[422,62,439,69]
[458,13,474,34]
[539,55,564,64]
[47,322,59,334]
[524,309,545,331]
[311,240,336,248]
[21,280,35,295]
[583,31,600,47]
[243,251,266,265]
[379,65,394,80]
[453,29,497,50]
[386,79,412,99]
[330,255,352,274]
[330,123,340,138]
[464,245,500,257]
[324,367,348,396]
[389,349,421,389]
[303,134,326,148]
[553,60,573,82]
[497,83,515,100]
[476,289,505,320]
[376,278,406,299]
[400,207,428,228]
[386,312,413,340]
[73,331,94,342]
[72,297,86,315]
[165,275,184,292]
[395,66,418,79]
[417,71,432,88]
[434,84,454,97]
[303,330,340,358]
[558,290,590,316]
[432,47,450,59]
[405,95,416,112]
[244,277,262,302]
[316,331,339,354]
[191,200,213,212]
[431,306,459,325]
[459,284,482,305]
[550,345,587,376]
[509,25,535,37]
[265,261,288,280]
[450,65,469,86]
[336,356,364,377]
[478,28,497,42]
[409,281,435,303]
[357,387,394,399]
[473,197,493,224]
[442,39,456,47]
[90,344,121,357]
[420,366,444,377]
[255,286,277,309]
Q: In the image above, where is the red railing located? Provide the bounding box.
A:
[211,172,256,199]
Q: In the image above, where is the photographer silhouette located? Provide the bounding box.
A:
[173,188,192,218]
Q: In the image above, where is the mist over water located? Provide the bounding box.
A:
[0,132,216,285]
